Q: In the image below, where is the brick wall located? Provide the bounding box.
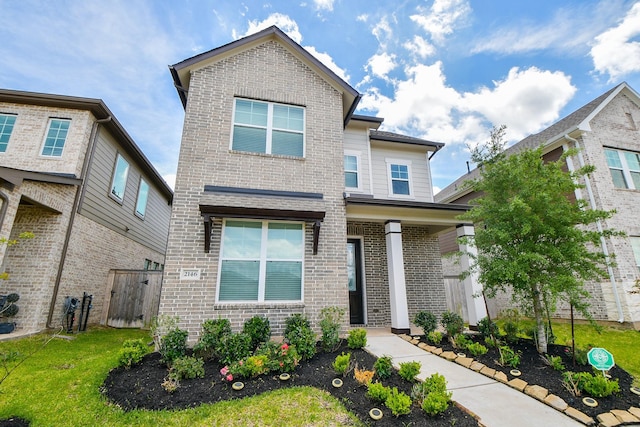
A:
[160,40,349,341]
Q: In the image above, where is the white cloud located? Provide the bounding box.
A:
[365,53,397,79]
[371,16,394,49]
[410,0,471,44]
[304,46,351,82]
[240,13,303,43]
[590,2,640,82]
[403,35,436,59]
[313,0,334,11]
[461,67,576,140]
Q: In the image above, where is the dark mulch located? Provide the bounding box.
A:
[0,418,29,427]
[427,334,639,419]
[102,340,481,426]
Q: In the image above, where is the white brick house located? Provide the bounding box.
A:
[437,83,640,330]
[0,89,173,333]
[160,26,480,339]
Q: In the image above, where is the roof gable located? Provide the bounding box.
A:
[169,26,360,127]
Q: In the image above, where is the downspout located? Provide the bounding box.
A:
[563,134,624,323]
[46,116,112,328]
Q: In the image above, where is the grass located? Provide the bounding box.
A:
[498,319,640,380]
[0,327,361,427]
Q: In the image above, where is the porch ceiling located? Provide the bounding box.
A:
[344,197,470,234]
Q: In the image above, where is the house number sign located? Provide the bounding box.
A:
[180,268,201,281]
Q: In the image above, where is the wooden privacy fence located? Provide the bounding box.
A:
[101,269,163,328]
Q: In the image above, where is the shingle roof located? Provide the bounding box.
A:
[370,130,444,149]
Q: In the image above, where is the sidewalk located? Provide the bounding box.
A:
[365,332,583,427]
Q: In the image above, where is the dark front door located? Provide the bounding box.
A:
[347,239,364,324]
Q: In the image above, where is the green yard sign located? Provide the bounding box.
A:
[587,347,615,371]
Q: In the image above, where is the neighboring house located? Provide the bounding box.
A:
[436,82,640,330]
[0,89,173,333]
[160,26,482,340]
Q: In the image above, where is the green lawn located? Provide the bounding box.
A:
[0,328,360,427]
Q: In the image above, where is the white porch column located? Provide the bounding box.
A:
[385,220,410,334]
[457,224,487,327]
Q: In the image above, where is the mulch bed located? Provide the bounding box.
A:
[424,334,639,419]
[102,340,481,426]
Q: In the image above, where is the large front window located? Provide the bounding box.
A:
[41,119,70,157]
[232,99,305,157]
[0,114,17,153]
[605,148,640,190]
[218,220,304,302]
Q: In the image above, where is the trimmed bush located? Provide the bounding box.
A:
[422,391,451,416]
[414,311,438,335]
[319,306,345,352]
[385,387,412,417]
[466,342,488,357]
[242,316,271,351]
[169,356,205,381]
[477,317,499,339]
[332,352,351,375]
[160,328,188,365]
[117,339,149,369]
[194,318,232,360]
[373,355,393,379]
[440,311,464,337]
[284,314,316,360]
[398,361,421,382]
[366,381,390,402]
[427,330,443,345]
[217,332,253,366]
[347,328,367,349]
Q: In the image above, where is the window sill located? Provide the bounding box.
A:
[229,149,305,161]
[214,302,305,310]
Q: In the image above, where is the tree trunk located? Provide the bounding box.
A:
[532,283,547,353]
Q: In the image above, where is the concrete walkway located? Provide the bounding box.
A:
[365,332,583,427]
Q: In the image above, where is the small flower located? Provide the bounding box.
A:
[220,366,229,376]
[226,374,233,382]
[239,360,243,366]
[281,343,289,350]
[279,362,284,367]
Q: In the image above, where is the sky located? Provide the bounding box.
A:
[1,1,640,194]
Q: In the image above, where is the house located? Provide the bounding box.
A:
[436,82,640,330]
[160,25,484,339]
[0,89,173,333]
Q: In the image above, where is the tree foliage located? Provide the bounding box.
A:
[459,128,620,353]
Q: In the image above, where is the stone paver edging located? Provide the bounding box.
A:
[400,335,640,426]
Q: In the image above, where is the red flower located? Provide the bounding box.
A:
[226,374,233,382]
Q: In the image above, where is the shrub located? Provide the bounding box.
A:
[440,311,464,337]
[233,354,270,378]
[498,346,520,368]
[385,387,412,417]
[161,377,178,393]
[466,342,488,357]
[565,371,620,398]
[502,321,519,343]
[414,311,438,335]
[427,331,443,345]
[284,314,317,360]
[477,317,499,339]
[452,333,471,350]
[398,361,421,382]
[354,366,374,386]
[332,352,351,375]
[257,341,300,373]
[217,332,253,366]
[117,339,149,369]
[160,328,188,365]
[347,328,367,349]
[373,355,393,379]
[571,344,592,366]
[422,391,451,416]
[242,316,271,351]
[545,354,565,371]
[319,306,345,352]
[150,315,180,352]
[366,381,390,402]
[193,318,232,360]
[169,356,205,381]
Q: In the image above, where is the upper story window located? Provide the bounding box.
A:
[605,148,640,190]
[41,119,70,157]
[386,159,412,197]
[0,114,17,153]
[135,178,149,219]
[344,152,360,190]
[218,220,304,302]
[232,98,305,157]
[110,153,130,203]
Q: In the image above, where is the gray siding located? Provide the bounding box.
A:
[370,143,433,202]
[79,127,171,255]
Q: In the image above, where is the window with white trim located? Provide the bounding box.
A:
[0,114,17,153]
[110,154,130,203]
[344,153,360,190]
[135,178,149,218]
[631,237,640,273]
[605,148,640,190]
[386,159,412,197]
[41,118,70,157]
[231,98,305,157]
[218,220,304,302]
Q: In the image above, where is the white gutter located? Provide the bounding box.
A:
[563,134,624,323]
